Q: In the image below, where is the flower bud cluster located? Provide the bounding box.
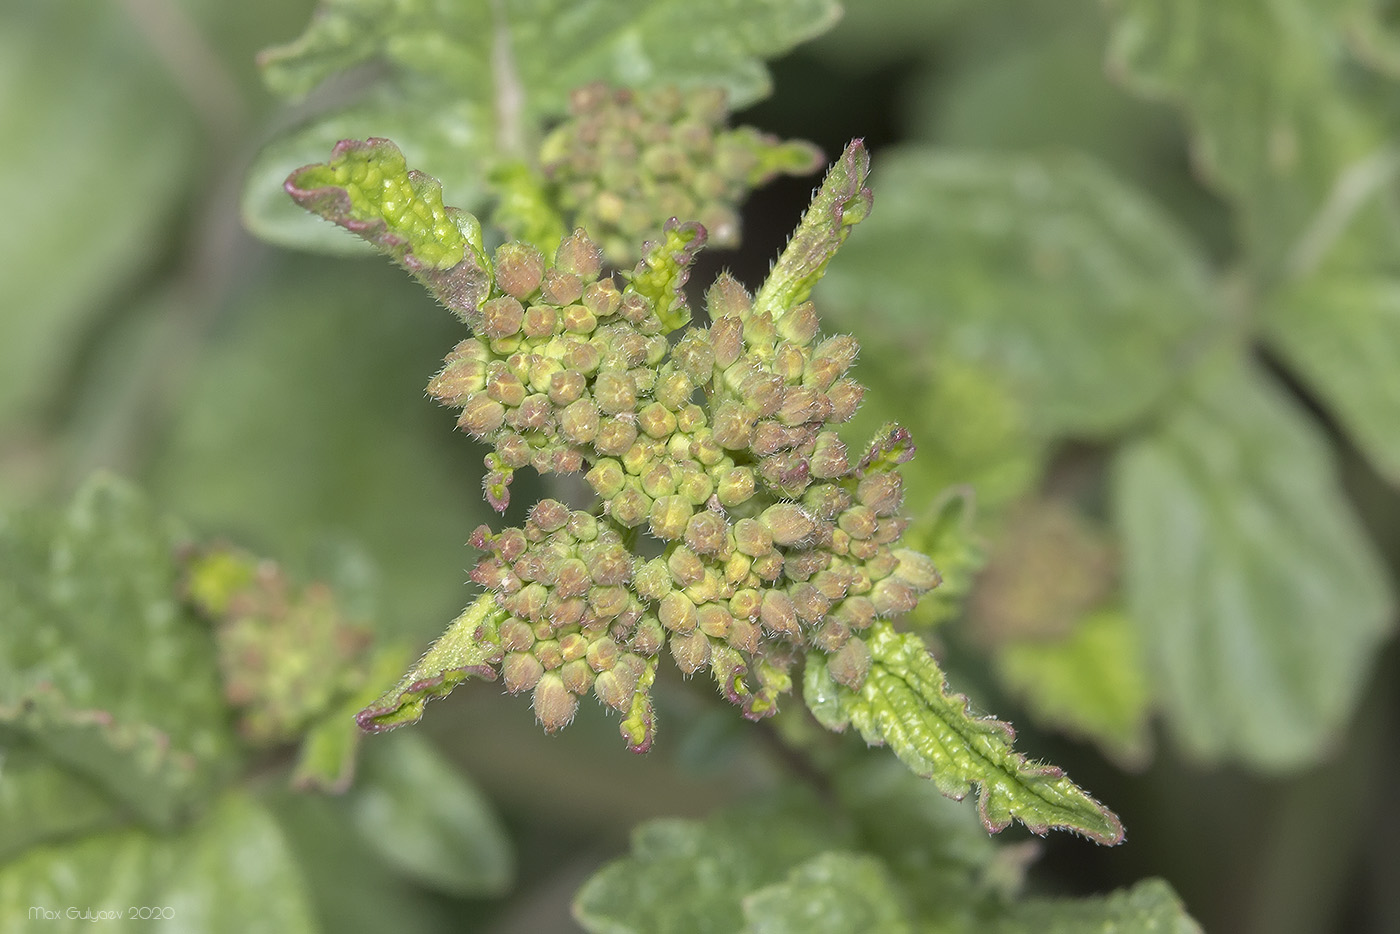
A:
[448,236,942,744]
[540,83,822,262]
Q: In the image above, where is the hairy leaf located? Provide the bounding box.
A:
[0,475,237,828]
[357,594,505,732]
[805,621,1124,844]
[741,851,915,934]
[0,792,318,933]
[1266,274,1400,483]
[573,790,845,934]
[816,147,1219,436]
[996,877,1202,934]
[1114,355,1395,767]
[1103,0,1394,277]
[0,735,126,863]
[248,0,838,250]
[995,608,1153,767]
[348,731,513,897]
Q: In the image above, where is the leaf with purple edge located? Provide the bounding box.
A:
[626,220,709,334]
[620,658,659,753]
[286,138,491,321]
[804,620,1123,845]
[752,140,873,321]
[858,422,917,476]
[356,594,506,733]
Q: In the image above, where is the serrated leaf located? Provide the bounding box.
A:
[1103,0,1394,276]
[995,608,1153,767]
[995,877,1202,934]
[573,789,846,934]
[287,138,492,319]
[0,2,198,426]
[1113,355,1395,768]
[805,621,1123,845]
[348,731,513,897]
[0,791,319,933]
[0,475,237,828]
[626,221,708,333]
[357,594,505,732]
[1265,274,1400,483]
[816,148,1220,436]
[741,851,915,934]
[249,0,838,252]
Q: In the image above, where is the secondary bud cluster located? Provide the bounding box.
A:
[540,83,822,262]
[447,234,942,745]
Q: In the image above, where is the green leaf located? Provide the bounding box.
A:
[815,147,1219,436]
[995,608,1153,767]
[0,2,198,426]
[0,735,126,863]
[249,0,838,251]
[0,791,319,933]
[348,731,513,897]
[287,138,492,320]
[995,877,1202,934]
[741,851,915,934]
[292,645,412,793]
[625,221,708,333]
[573,789,846,934]
[1103,0,1394,276]
[0,475,237,828]
[1265,275,1400,483]
[753,140,872,322]
[356,594,506,732]
[805,621,1124,845]
[1113,354,1395,768]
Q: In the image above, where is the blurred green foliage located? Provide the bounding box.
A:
[2,0,1399,931]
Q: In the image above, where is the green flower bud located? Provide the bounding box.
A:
[428,356,488,405]
[742,310,776,354]
[827,378,864,422]
[500,619,536,652]
[510,393,553,431]
[609,484,651,527]
[827,636,870,690]
[773,343,807,383]
[558,398,600,444]
[723,551,752,585]
[649,494,692,541]
[533,672,578,732]
[541,268,584,306]
[833,595,876,631]
[672,330,716,383]
[675,463,714,505]
[809,433,850,479]
[588,583,631,619]
[503,651,544,693]
[561,657,595,694]
[811,569,852,602]
[870,577,919,617]
[553,557,592,598]
[638,401,678,439]
[728,520,769,559]
[727,617,759,654]
[535,639,564,670]
[689,430,724,466]
[592,667,633,711]
[559,631,589,662]
[641,462,678,498]
[655,367,695,411]
[633,557,673,601]
[705,273,751,320]
[778,386,833,426]
[630,615,665,655]
[669,630,710,673]
[789,582,831,625]
[760,589,800,636]
[716,466,757,508]
[659,590,698,633]
[563,338,602,373]
[457,396,506,437]
[481,296,525,339]
[486,366,527,407]
[856,472,903,516]
[586,635,620,671]
[752,552,785,582]
[583,279,622,318]
[561,303,598,333]
[528,499,570,533]
[594,416,639,456]
[556,228,604,280]
[812,615,851,652]
[697,603,732,639]
[494,242,546,299]
[584,542,632,585]
[519,304,556,340]
[501,582,549,621]
[667,545,705,587]
[740,372,786,418]
[760,503,815,546]
[777,301,820,346]
[729,587,762,620]
[549,369,587,406]
[892,548,941,592]
[710,316,743,369]
[684,511,728,555]
[593,372,638,415]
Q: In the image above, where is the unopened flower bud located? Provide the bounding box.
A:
[494,242,545,299]
[532,672,578,732]
[458,396,506,437]
[549,369,586,406]
[630,615,665,655]
[777,301,820,346]
[710,316,743,369]
[428,356,488,405]
[856,472,903,516]
[555,229,603,280]
[480,296,525,339]
[827,636,870,689]
[529,498,570,533]
[705,273,752,321]
[684,511,728,555]
[760,590,800,635]
[594,416,639,456]
[583,279,622,317]
[649,495,692,541]
[711,401,756,450]
[892,549,941,591]
[563,339,602,373]
[833,595,876,631]
[870,577,919,617]
[637,401,678,439]
[827,378,864,422]
[541,268,584,306]
[752,552,785,581]
[675,464,714,505]
[696,603,732,639]
[586,458,625,498]
[561,657,595,694]
[727,617,759,654]
[553,557,591,598]
[742,310,776,354]
[729,587,762,620]
[561,303,598,334]
[503,651,544,693]
[779,387,833,426]
[732,517,774,556]
[812,615,851,652]
[669,630,711,673]
[760,503,815,546]
[593,372,638,415]
[609,484,651,527]
[716,466,756,508]
[500,619,536,652]
[559,398,600,444]
[659,591,698,633]
[586,635,620,671]
[789,582,831,625]
[667,545,706,587]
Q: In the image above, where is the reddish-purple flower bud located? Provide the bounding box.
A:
[533,672,578,732]
[494,242,546,299]
[480,296,525,339]
[828,636,870,690]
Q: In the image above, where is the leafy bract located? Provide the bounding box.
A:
[1103,0,1394,277]
[804,621,1124,844]
[0,792,319,934]
[246,0,839,250]
[741,851,915,934]
[0,2,197,427]
[0,475,237,829]
[1114,355,1394,768]
[815,147,1219,436]
[996,878,1202,934]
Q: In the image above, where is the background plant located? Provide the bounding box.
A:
[2,0,1398,932]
